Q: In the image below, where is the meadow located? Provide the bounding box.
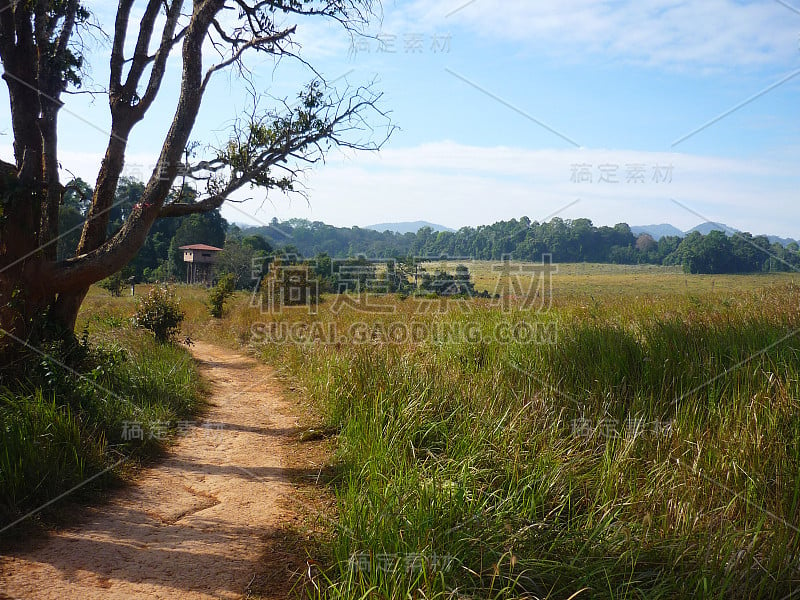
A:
[69,265,800,597]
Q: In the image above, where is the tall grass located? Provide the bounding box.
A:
[0,319,204,532]
[249,280,800,598]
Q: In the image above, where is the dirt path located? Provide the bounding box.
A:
[1,341,309,599]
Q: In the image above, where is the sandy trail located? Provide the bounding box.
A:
[1,341,305,599]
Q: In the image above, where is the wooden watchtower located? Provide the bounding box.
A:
[180,244,223,285]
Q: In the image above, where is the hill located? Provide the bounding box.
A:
[630,224,684,240]
[686,221,739,236]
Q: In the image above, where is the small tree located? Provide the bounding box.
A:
[133,286,184,343]
[208,273,236,318]
[98,273,125,297]
[98,266,134,297]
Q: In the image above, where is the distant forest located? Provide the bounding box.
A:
[61,177,800,281]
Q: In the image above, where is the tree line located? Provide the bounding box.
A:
[240,216,800,275]
[63,179,800,281]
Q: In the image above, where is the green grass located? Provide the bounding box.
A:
[0,317,204,532]
[238,272,800,598]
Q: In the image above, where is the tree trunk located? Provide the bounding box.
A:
[0,179,80,366]
[0,265,55,368]
[0,265,85,369]
[51,289,88,333]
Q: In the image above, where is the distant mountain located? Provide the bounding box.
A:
[686,221,740,236]
[365,221,454,234]
[768,235,798,246]
[630,224,684,240]
[630,221,797,246]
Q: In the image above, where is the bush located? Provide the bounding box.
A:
[208,272,236,318]
[132,285,184,342]
[98,272,124,296]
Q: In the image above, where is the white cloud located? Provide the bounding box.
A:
[404,0,800,70]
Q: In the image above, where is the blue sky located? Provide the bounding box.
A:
[2,0,799,236]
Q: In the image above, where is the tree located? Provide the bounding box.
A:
[208,272,235,318]
[635,233,657,253]
[0,1,391,361]
[674,230,734,274]
[214,237,266,289]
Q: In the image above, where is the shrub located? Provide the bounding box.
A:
[99,274,123,296]
[208,272,236,318]
[132,285,184,342]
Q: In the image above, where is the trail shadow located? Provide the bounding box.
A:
[192,357,256,371]
[3,503,294,597]
[213,422,301,437]
[165,455,327,484]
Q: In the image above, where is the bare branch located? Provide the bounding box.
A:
[134,0,184,116]
[121,0,162,100]
[201,26,295,91]
[159,78,393,220]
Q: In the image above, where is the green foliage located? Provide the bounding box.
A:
[0,327,202,529]
[169,211,227,275]
[98,273,124,297]
[238,217,800,274]
[98,267,133,297]
[208,273,236,318]
[85,177,230,283]
[213,238,269,289]
[215,81,333,193]
[67,175,800,284]
[57,178,92,260]
[261,255,319,307]
[418,264,477,296]
[132,285,184,342]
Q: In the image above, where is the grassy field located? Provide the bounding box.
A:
[75,265,800,597]
[425,259,797,299]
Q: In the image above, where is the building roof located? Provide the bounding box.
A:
[179,244,223,251]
